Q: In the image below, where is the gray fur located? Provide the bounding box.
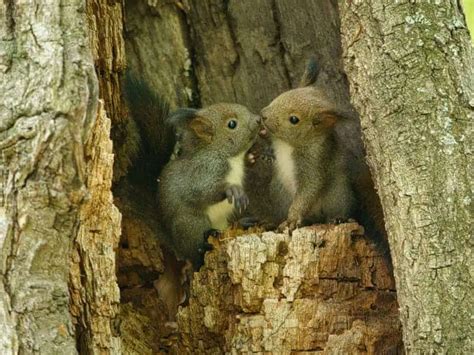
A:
[158,103,261,268]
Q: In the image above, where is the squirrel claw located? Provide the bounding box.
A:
[225,185,249,213]
[246,144,275,165]
[329,217,348,225]
[204,229,221,241]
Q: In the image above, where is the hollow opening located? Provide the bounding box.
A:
[103,0,401,352]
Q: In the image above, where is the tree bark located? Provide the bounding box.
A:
[175,225,401,354]
[0,1,97,353]
[125,0,351,111]
[69,101,122,354]
[339,1,473,352]
[7,0,470,353]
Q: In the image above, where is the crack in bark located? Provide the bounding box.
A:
[222,1,241,101]
[270,0,292,88]
[4,0,16,37]
[177,4,202,107]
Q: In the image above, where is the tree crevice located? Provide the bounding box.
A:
[270,0,292,88]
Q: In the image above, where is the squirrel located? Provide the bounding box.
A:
[158,103,262,269]
[258,58,355,232]
[247,58,388,257]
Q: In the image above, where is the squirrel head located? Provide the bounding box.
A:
[168,103,261,156]
[261,57,353,147]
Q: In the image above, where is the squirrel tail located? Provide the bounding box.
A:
[122,72,176,181]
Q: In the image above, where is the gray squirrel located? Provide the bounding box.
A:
[158,104,262,268]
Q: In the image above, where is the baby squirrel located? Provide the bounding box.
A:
[261,58,355,232]
[252,58,388,256]
[158,104,261,268]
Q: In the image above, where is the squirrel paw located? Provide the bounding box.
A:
[246,144,275,165]
[329,217,349,225]
[246,152,257,165]
[204,228,221,239]
[261,145,275,162]
[277,218,301,235]
[238,217,261,229]
[198,241,214,255]
[225,185,249,213]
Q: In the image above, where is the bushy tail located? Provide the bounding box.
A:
[122,72,175,181]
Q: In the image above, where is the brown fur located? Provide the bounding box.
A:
[260,63,355,231]
[259,58,388,258]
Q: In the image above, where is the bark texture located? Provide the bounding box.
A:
[124,0,351,111]
[0,1,97,353]
[69,101,122,354]
[339,1,473,352]
[174,225,401,354]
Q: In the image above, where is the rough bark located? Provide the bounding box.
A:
[124,0,197,109]
[174,225,402,354]
[339,1,473,352]
[125,0,351,111]
[69,101,122,354]
[0,0,97,353]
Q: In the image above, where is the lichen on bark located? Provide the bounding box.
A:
[339,1,473,352]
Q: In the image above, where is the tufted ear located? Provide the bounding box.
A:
[188,116,214,143]
[313,109,353,128]
[167,108,199,128]
[299,56,320,88]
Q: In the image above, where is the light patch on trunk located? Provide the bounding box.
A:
[273,138,297,196]
[206,152,245,230]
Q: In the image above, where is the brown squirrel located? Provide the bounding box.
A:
[248,58,388,255]
[158,104,262,269]
[258,59,355,231]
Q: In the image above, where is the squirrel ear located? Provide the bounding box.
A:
[313,109,353,128]
[189,116,214,143]
[167,108,199,127]
[299,56,320,87]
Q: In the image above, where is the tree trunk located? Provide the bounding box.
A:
[3,0,469,353]
[339,1,473,352]
[0,1,98,353]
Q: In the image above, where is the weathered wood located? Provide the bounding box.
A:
[124,0,196,108]
[339,1,473,352]
[0,0,97,353]
[69,101,122,354]
[184,0,351,111]
[176,225,402,354]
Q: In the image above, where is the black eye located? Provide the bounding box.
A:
[289,115,300,125]
[228,120,237,129]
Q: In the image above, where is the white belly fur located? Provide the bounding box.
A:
[206,152,245,230]
[273,138,297,196]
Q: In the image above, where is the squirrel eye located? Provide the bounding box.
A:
[228,120,237,129]
[289,115,300,125]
